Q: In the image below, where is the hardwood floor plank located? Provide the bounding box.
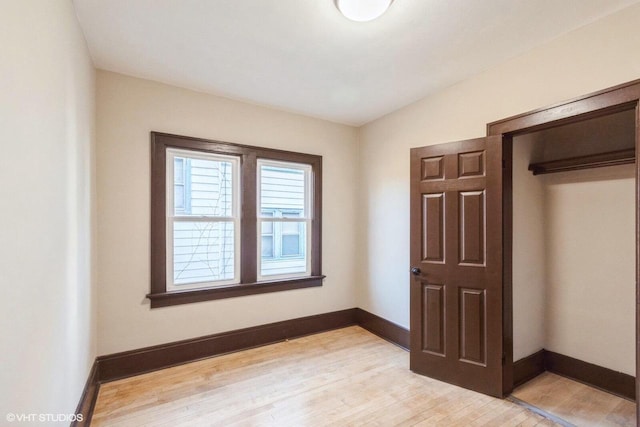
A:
[512,372,636,427]
[93,326,556,426]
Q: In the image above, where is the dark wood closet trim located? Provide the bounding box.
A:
[546,350,635,401]
[502,136,514,394]
[487,79,640,136]
[485,79,640,412]
[512,350,545,388]
[528,148,635,175]
[513,350,635,401]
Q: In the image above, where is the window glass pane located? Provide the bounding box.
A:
[282,234,300,256]
[261,236,274,258]
[260,222,306,277]
[173,221,235,285]
[174,156,234,217]
[174,158,186,210]
[260,165,305,216]
[174,158,184,183]
[282,221,300,235]
[262,221,274,234]
[260,221,274,257]
[174,185,185,210]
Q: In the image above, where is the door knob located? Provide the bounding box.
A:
[411,267,421,276]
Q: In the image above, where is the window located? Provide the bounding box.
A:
[149,132,323,308]
[166,149,239,290]
[258,160,312,280]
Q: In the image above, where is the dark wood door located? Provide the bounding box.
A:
[409,136,504,397]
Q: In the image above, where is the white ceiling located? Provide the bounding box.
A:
[73,0,640,126]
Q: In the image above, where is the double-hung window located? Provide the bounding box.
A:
[149,132,323,308]
[166,149,240,290]
[258,160,312,280]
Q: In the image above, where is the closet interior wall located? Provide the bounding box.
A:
[512,111,636,377]
[513,136,547,362]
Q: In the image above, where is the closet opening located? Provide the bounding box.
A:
[508,107,637,425]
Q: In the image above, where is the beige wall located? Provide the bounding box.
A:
[544,166,635,374]
[96,71,359,355]
[0,0,96,419]
[357,3,640,329]
[512,136,547,361]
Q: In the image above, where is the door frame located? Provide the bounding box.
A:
[486,79,640,415]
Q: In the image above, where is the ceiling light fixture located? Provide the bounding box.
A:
[335,0,394,22]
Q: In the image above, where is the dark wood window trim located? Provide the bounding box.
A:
[149,132,324,308]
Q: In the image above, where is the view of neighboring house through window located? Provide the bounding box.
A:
[149,132,323,307]
[167,148,240,290]
[173,157,186,212]
[258,160,311,279]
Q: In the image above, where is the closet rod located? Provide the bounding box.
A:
[528,148,635,175]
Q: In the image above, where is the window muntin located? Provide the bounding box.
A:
[260,211,275,259]
[257,160,312,280]
[166,148,240,290]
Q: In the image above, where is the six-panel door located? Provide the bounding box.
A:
[409,136,504,398]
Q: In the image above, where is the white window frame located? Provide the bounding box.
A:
[166,148,241,291]
[256,159,312,281]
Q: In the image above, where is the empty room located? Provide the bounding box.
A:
[3,0,640,426]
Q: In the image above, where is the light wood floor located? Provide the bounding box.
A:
[512,372,636,427]
[93,326,558,426]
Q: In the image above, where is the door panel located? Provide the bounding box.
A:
[410,136,503,398]
[459,190,485,265]
[421,193,445,262]
[421,156,445,181]
[459,287,486,365]
[422,283,445,355]
[458,151,485,177]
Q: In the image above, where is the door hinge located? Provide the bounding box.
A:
[502,160,506,169]
[502,353,506,365]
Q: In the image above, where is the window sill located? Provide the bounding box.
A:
[146,275,325,308]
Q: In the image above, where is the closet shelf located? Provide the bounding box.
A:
[528,148,635,175]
